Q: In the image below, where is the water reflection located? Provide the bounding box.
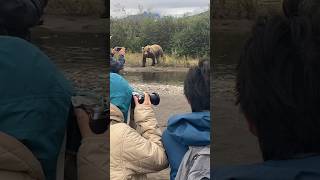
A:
[31,28,107,98]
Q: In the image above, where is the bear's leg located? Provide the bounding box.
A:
[142,58,146,67]
[152,57,156,66]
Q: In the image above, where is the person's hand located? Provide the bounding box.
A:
[74,108,95,138]
[133,92,151,107]
[111,48,116,55]
[119,48,126,56]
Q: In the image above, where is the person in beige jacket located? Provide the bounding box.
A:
[110,72,168,180]
[0,108,107,180]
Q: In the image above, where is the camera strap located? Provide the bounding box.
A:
[127,101,137,129]
[56,132,66,180]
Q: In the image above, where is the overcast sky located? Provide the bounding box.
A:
[111,0,210,18]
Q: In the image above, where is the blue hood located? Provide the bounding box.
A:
[166,111,211,145]
[162,111,211,180]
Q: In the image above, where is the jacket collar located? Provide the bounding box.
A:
[110,103,125,125]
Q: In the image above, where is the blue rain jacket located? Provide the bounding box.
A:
[162,111,211,180]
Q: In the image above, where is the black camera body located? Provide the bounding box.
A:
[66,96,109,153]
[132,92,160,105]
[114,47,124,52]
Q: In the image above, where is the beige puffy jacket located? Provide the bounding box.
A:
[0,131,107,180]
[0,132,45,180]
[110,103,168,180]
[77,134,108,180]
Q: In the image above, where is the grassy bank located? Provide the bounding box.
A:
[46,0,104,16]
[116,53,200,67]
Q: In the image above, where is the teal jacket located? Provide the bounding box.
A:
[0,36,73,180]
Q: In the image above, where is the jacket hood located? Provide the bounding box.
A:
[110,73,133,121]
[0,132,45,179]
[166,111,211,146]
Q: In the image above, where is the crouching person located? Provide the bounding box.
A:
[110,73,168,180]
[162,60,211,180]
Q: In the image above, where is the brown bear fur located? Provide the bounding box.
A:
[142,44,164,67]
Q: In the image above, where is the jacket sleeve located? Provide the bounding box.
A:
[77,136,108,180]
[122,105,168,174]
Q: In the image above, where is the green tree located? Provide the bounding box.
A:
[172,15,209,58]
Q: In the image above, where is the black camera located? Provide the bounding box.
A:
[66,95,109,153]
[114,47,124,52]
[132,92,160,105]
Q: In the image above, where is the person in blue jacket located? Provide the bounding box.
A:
[110,47,126,73]
[214,2,320,179]
[162,59,211,180]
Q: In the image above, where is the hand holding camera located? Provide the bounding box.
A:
[113,47,126,56]
[133,92,152,107]
[132,92,160,106]
[67,96,108,152]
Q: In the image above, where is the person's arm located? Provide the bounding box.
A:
[121,93,168,173]
[75,109,107,180]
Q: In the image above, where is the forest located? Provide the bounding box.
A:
[110,11,210,60]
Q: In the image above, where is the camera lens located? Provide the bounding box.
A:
[132,92,160,105]
[150,93,160,105]
[89,106,108,134]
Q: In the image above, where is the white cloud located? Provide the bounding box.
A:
[111,0,210,18]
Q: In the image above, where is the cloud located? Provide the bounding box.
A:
[111,0,209,18]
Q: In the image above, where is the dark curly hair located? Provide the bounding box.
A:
[236,11,320,161]
[184,59,210,112]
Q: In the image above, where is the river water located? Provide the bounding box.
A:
[31,27,107,100]
[213,31,262,167]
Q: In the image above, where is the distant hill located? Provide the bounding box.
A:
[111,11,161,21]
[111,10,209,21]
[182,10,210,20]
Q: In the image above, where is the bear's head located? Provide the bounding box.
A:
[143,45,152,56]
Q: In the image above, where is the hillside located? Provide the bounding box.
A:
[111,10,209,21]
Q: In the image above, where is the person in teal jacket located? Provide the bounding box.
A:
[0,36,73,180]
[162,59,211,180]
